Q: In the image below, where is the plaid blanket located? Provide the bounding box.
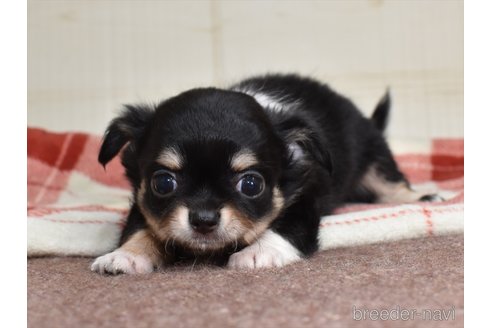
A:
[27,127,464,257]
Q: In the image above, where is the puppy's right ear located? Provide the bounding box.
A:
[98,105,154,167]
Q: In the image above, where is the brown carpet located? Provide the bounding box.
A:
[28,234,463,328]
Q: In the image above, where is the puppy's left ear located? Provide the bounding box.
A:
[275,117,333,206]
[285,129,333,174]
[278,117,333,175]
[98,105,154,167]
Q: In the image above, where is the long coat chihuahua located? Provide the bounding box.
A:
[91,74,440,274]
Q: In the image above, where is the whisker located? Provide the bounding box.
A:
[190,256,198,272]
[164,238,170,255]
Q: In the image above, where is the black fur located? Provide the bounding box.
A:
[229,75,405,252]
[98,73,411,264]
[371,90,391,131]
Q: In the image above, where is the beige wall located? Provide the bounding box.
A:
[28,0,463,140]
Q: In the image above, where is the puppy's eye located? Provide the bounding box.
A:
[151,171,177,196]
[236,173,265,198]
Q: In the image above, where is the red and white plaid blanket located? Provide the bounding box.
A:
[27,127,464,257]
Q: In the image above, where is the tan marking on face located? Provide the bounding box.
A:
[156,147,183,170]
[360,165,428,203]
[120,229,165,267]
[169,204,247,252]
[230,150,258,172]
[138,179,285,252]
[137,181,186,242]
[220,187,285,245]
[220,206,252,239]
[243,187,284,244]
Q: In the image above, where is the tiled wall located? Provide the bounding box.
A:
[28,0,463,140]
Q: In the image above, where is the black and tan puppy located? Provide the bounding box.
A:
[91,74,440,274]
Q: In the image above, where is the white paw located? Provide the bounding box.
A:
[90,249,154,275]
[227,230,301,269]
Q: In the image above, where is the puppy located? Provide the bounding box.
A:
[91,74,440,274]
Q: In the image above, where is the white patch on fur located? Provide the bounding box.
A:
[251,93,284,112]
[360,165,444,203]
[227,229,301,269]
[91,249,154,275]
[232,86,304,113]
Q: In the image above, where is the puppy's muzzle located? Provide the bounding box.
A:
[189,210,220,234]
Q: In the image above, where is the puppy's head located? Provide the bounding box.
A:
[100,89,294,251]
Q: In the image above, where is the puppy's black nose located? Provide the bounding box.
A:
[189,210,220,234]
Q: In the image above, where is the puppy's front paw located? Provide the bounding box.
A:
[91,249,154,275]
[227,230,301,269]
